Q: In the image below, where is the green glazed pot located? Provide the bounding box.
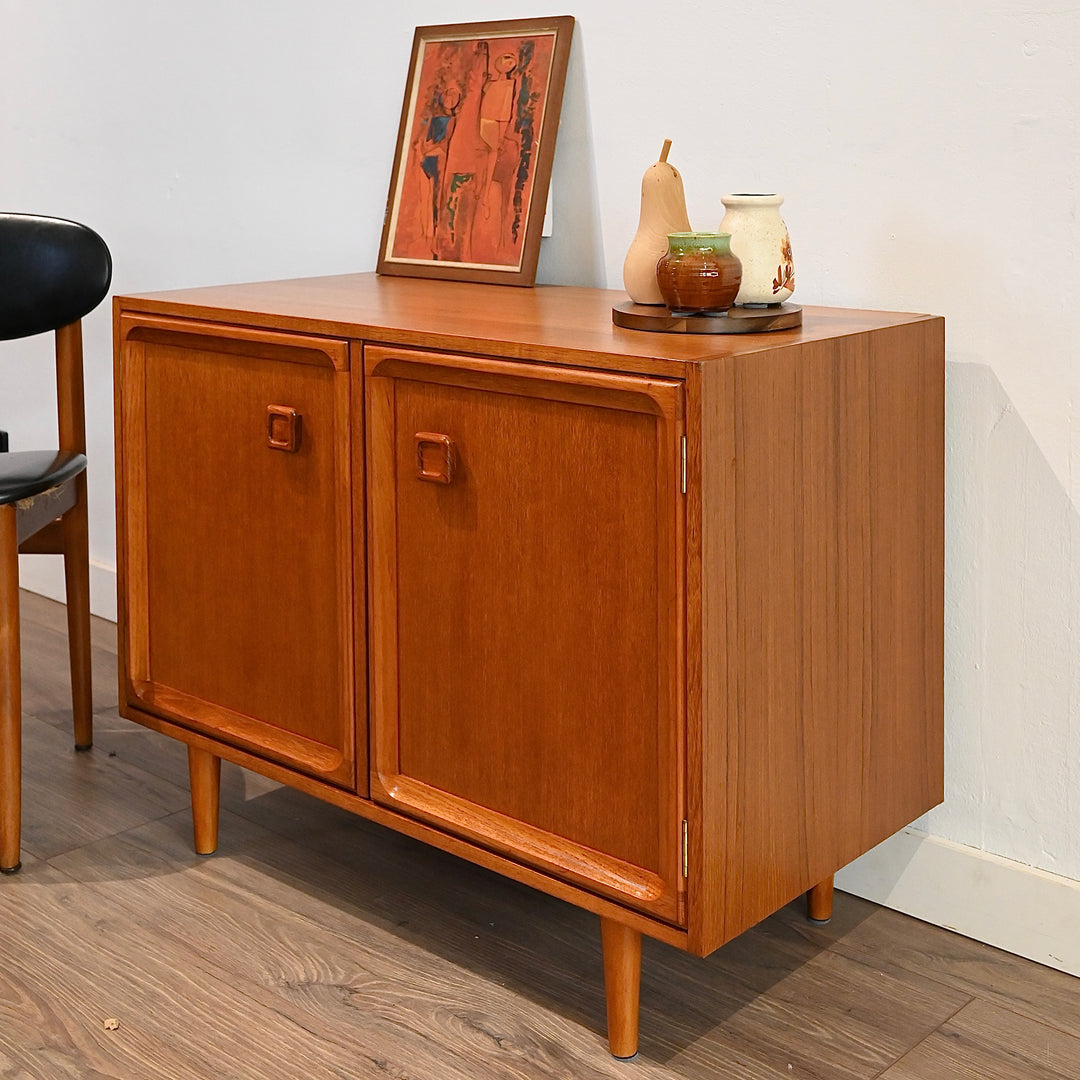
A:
[655,232,742,316]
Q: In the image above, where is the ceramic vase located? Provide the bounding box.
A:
[655,232,742,315]
[622,140,692,305]
[717,194,794,307]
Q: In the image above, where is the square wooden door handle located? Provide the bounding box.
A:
[415,432,455,484]
[267,405,301,452]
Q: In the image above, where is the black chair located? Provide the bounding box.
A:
[0,213,112,872]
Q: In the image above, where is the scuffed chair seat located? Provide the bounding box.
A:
[0,450,88,506]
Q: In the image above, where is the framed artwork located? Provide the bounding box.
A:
[377,16,575,287]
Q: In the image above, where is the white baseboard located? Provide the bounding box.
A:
[17,555,117,623]
[836,828,1080,977]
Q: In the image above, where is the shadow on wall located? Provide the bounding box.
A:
[928,360,1080,880]
[535,23,604,287]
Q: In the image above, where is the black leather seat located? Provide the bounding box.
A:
[0,450,88,504]
[0,213,112,873]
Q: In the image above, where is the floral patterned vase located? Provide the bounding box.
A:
[717,194,795,307]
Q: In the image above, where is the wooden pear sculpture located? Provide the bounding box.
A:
[622,139,692,305]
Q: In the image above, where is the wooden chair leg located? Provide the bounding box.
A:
[0,505,23,873]
[187,745,221,855]
[600,917,642,1059]
[806,875,835,923]
[61,478,93,750]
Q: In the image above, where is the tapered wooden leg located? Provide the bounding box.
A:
[0,506,23,873]
[187,746,221,855]
[806,875,834,923]
[600,917,641,1059]
[61,479,93,750]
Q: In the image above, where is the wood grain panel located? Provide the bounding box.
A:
[18,593,118,718]
[44,807,667,1080]
[728,339,807,934]
[817,902,1080,1040]
[879,998,1080,1080]
[686,359,737,953]
[116,272,936,377]
[116,315,358,788]
[0,856,398,1079]
[639,928,970,1079]
[366,347,685,923]
[865,321,946,845]
[694,318,944,951]
[16,714,188,862]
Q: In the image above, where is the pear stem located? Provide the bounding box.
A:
[659,139,672,163]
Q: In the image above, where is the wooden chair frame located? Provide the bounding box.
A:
[1,216,107,873]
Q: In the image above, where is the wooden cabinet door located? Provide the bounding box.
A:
[117,315,358,789]
[366,347,685,924]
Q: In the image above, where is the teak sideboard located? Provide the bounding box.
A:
[113,274,944,1058]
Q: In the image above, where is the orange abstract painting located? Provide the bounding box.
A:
[379,17,574,286]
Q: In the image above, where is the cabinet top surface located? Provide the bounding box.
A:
[116,272,938,375]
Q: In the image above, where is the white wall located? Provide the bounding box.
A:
[3,1,1078,970]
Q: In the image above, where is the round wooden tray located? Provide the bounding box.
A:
[612,301,802,335]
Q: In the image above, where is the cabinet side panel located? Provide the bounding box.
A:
[715,319,944,944]
[688,360,738,952]
[727,340,806,939]
[864,320,945,840]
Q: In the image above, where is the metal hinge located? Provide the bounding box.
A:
[680,436,687,494]
[681,819,688,877]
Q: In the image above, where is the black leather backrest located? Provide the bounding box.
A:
[0,213,112,341]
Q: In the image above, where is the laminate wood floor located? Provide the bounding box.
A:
[4,590,1078,1080]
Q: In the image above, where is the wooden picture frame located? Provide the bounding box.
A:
[377,16,575,287]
